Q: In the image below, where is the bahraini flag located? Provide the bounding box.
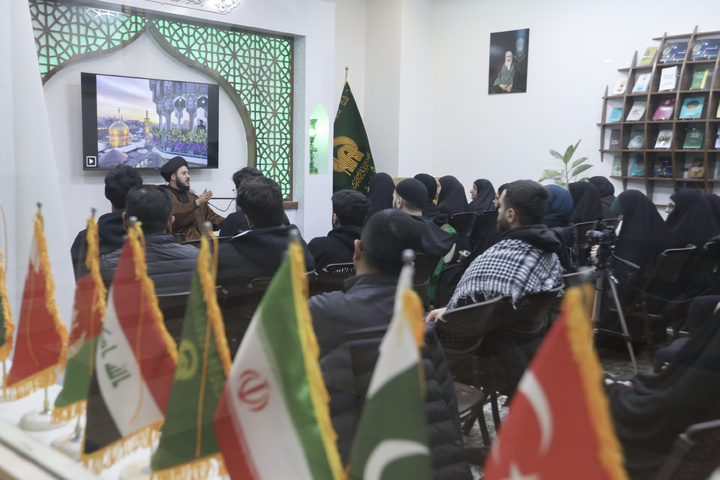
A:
[82,223,177,474]
[483,285,628,480]
[4,210,67,400]
[213,235,343,480]
[53,215,107,423]
[0,247,14,364]
[348,255,433,480]
[151,233,232,479]
[333,80,376,194]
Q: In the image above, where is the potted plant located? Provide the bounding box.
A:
[538,140,593,188]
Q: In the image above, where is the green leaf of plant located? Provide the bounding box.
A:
[562,145,574,164]
[550,149,564,161]
[571,156,589,169]
[578,176,590,182]
[574,139,582,152]
[571,164,593,178]
[538,170,562,182]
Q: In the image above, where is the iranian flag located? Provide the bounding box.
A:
[82,223,177,474]
[213,236,343,480]
[4,210,67,400]
[347,256,433,480]
[53,215,107,423]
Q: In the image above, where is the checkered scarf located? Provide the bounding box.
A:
[447,237,563,308]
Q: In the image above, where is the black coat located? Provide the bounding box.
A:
[308,225,362,270]
[71,211,125,280]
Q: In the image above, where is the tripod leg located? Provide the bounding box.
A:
[607,274,639,373]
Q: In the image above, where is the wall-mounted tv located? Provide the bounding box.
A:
[81,72,219,170]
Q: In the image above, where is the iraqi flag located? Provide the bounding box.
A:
[82,223,177,474]
[347,254,433,480]
[483,285,629,480]
[4,210,67,400]
[213,235,344,480]
[53,215,107,423]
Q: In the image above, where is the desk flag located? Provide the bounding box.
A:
[82,223,177,473]
[151,233,232,479]
[0,247,13,364]
[53,214,107,423]
[4,210,67,400]
[483,285,628,480]
[213,236,343,480]
[348,256,433,480]
[333,80,376,194]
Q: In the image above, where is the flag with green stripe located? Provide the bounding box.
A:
[151,233,232,479]
[213,236,343,480]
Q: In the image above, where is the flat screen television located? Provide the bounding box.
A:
[81,72,219,170]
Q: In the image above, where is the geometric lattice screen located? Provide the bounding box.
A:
[30,0,294,199]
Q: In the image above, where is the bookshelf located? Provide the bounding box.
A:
[599,26,720,199]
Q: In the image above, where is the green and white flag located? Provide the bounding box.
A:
[348,258,433,480]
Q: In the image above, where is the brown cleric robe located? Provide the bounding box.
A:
[160,185,225,242]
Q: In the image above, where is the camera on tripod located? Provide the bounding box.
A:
[586,225,617,266]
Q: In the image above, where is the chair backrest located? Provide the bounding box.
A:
[499,285,564,337]
[574,220,598,250]
[600,217,619,229]
[563,267,596,288]
[687,240,720,274]
[220,277,273,357]
[654,419,720,480]
[156,291,191,346]
[413,252,441,288]
[310,262,356,296]
[641,245,697,287]
[435,295,504,354]
[449,212,478,238]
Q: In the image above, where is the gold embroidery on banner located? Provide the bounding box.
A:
[333,136,364,176]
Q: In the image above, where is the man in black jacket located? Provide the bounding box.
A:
[99,185,198,295]
[308,189,368,270]
[309,209,472,480]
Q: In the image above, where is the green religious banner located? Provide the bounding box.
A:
[333,80,376,194]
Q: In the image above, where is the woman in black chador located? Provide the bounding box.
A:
[437,175,468,217]
[588,176,617,220]
[366,172,395,218]
[468,179,496,213]
[665,188,715,249]
[568,181,603,225]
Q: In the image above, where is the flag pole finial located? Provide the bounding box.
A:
[201,221,212,235]
[402,249,415,265]
[37,202,42,213]
[91,208,97,218]
[345,66,348,80]
[128,216,138,227]
[289,228,300,243]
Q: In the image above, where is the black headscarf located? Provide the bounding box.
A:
[568,181,603,224]
[665,188,714,248]
[607,308,720,479]
[437,175,468,217]
[588,176,617,219]
[614,190,673,272]
[468,179,496,213]
[366,172,395,218]
[414,173,446,226]
[705,193,720,237]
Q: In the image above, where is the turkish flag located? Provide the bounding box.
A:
[483,286,629,480]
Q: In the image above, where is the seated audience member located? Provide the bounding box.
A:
[468,179,496,213]
[308,189,369,269]
[705,193,720,236]
[588,176,617,220]
[216,176,314,294]
[414,172,447,226]
[366,172,395,218]
[159,156,224,242]
[568,181,603,225]
[437,175,469,218]
[393,178,455,260]
[71,165,143,280]
[543,184,578,273]
[606,306,720,480]
[665,188,714,249]
[310,209,472,480]
[99,185,198,294]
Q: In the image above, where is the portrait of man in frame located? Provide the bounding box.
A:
[489,29,529,94]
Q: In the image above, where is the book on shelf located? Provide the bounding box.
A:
[683,126,705,149]
[626,101,647,121]
[609,129,621,149]
[612,78,627,95]
[717,103,720,119]
[687,158,705,178]
[716,162,720,179]
[652,98,676,120]
[628,154,645,176]
[658,66,678,92]
[679,96,705,119]
[611,155,622,176]
[690,68,710,90]
[715,131,720,149]
[627,130,644,149]
[639,46,658,65]
[608,107,623,122]
[654,157,673,177]
[632,73,652,94]
[691,39,720,60]
[655,129,673,149]
[660,41,688,63]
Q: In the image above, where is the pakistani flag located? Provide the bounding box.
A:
[0,248,13,364]
[53,215,107,423]
[151,233,232,479]
[333,80,376,194]
[213,236,343,480]
[348,258,433,480]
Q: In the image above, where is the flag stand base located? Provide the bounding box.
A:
[119,459,150,480]
[51,429,83,460]
[19,407,67,431]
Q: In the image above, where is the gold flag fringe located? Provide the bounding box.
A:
[150,452,227,480]
[290,240,344,480]
[401,288,427,394]
[0,247,14,362]
[82,419,164,474]
[51,399,86,424]
[85,215,107,319]
[3,363,61,401]
[566,285,629,480]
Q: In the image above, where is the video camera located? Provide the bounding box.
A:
[586,225,617,266]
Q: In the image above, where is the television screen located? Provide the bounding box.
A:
[81,72,219,170]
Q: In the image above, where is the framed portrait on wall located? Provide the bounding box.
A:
[488,28,529,94]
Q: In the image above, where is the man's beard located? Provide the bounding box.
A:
[504,60,512,69]
[177,182,190,192]
[497,216,510,233]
